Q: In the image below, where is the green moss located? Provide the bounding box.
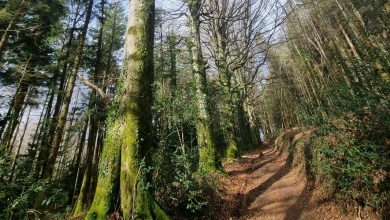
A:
[86,1,170,218]
[127,26,138,35]
[189,2,218,173]
[85,120,121,220]
[226,142,239,160]
[131,190,170,220]
[120,113,139,220]
[72,175,87,215]
[197,125,217,173]
[150,197,170,220]
[74,157,95,216]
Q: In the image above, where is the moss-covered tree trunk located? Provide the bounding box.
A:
[219,60,241,159]
[207,3,242,159]
[217,31,241,159]
[188,0,218,173]
[86,1,169,219]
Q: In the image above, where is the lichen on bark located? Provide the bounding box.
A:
[187,0,218,173]
[86,0,169,219]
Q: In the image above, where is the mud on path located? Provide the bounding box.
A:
[220,146,366,220]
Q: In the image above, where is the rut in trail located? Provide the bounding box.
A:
[222,146,364,220]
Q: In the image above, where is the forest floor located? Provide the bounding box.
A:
[219,146,374,220]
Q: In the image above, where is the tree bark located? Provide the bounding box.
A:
[42,0,94,179]
[70,117,89,206]
[188,0,218,172]
[73,0,105,213]
[35,3,81,177]
[1,59,31,150]
[86,1,169,219]
[9,106,32,182]
[167,32,177,92]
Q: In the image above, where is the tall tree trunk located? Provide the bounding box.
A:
[28,92,50,173]
[55,90,81,181]
[35,4,81,177]
[9,106,32,182]
[217,30,240,159]
[73,110,98,214]
[70,117,89,206]
[244,97,261,147]
[87,1,169,219]
[1,59,31,150]
[236,97,252,150]
[188,0,218,172]
[74,0,105,212]
[162,32,177,132]
[167,32,177,93]
[42,0,94,179]
[88,131,103,204]
[9,103,28,151]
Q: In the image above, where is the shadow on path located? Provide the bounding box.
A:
[284,146,315,220]
[234,154,294,217]
[228,157,276,176]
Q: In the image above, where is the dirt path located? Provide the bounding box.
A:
[221,146,362,220]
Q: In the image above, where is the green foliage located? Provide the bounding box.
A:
[0,8,12,23]
[0,149,69,219]
[171,149,207,213]
[153,146,207,217]
[326,70,389,142]
[153,78,197,132]
[5,180,64,219]
[0,150,11,219]
[225,143,240,160]
[312,134,390,209]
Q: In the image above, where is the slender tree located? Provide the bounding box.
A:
[187,0,218,172]
[42,0,94,179]
[73,0,106,214]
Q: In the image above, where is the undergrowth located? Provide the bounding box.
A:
[311,133,390,210]
[153,145,210,218]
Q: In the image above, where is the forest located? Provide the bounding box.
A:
[0,0,388,219]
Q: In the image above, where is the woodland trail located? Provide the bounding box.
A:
[222,146,361,220]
